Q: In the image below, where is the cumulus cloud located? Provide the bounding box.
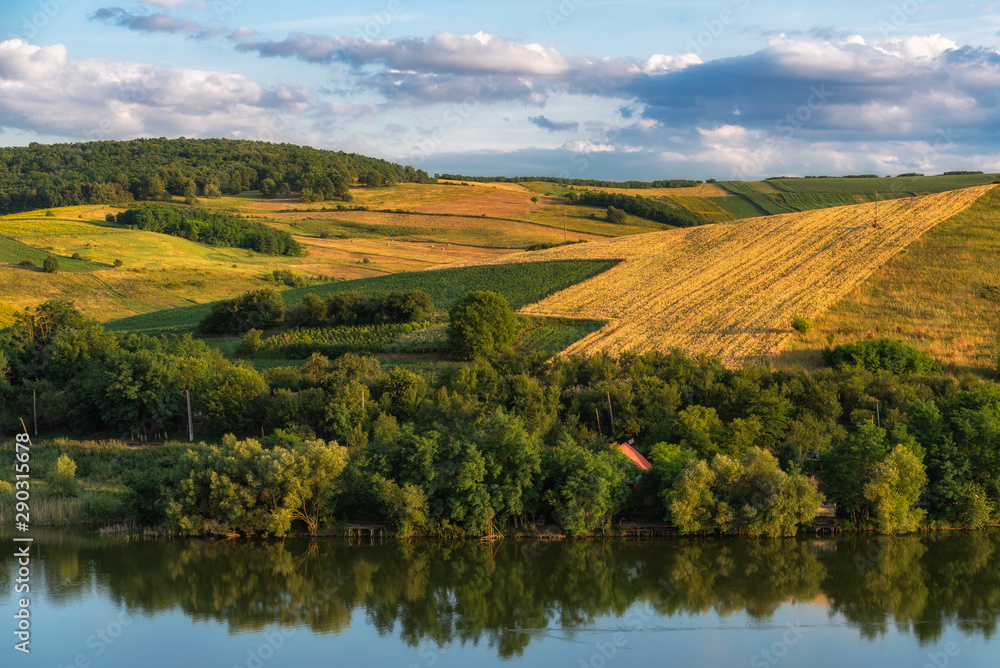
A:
[0,39,315,141]
[622,35,1000,146]
[528,115,579,132]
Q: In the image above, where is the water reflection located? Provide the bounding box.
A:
[5,530,1000,659]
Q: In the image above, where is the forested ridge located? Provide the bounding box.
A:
[0,138,434,214]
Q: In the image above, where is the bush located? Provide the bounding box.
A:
[448,290,518,360]
[822,338,939,374]
[199,288,285,335]
[790,316,813,335]
[113,258,123,267]
[606,206,627,224]
[42,256,60,273]
[0,480,13,496]
[47,454,77,497]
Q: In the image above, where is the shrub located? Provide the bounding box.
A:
[71,252,82,260]
[822,338,939,374]
[0,480,13,496]
[606,206,627,224]
[47,454,77,497]
[448,290,518,360]
[18,259,35,267]
[236,328,263,356]
[42,256,60,273]
[199,288,285,335]
[790,316,812,335]
[113,258,123,267]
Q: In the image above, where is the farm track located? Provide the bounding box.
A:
[449,186,995,365]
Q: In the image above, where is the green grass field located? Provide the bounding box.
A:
[107,260,619,336]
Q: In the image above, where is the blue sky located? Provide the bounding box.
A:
[1,0,999,179]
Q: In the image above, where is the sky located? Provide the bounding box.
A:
[1,0,999,180]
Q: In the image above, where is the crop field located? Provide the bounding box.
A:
[708,196,767,219]
[256,321,435,357]
[575,183,731,198]
[767,173,1000,195]
[781,193,864,210]
[275,210,604,248]
[513,316,607,356]
[515,204,660,236]
[107,259,619,335]
[663,196,733,222]
[449,186,994,365]
[718,181,796,215]
[775,186,1000,373]
[415,188,556,217]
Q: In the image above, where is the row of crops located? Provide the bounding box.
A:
[253,321,440,358]
[718,182,796,216]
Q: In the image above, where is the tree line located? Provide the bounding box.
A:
[2,299,1000,537]
[436,174,702,189]
[568,190,707,227]
[0,138,434,214]
[115,205,302,256]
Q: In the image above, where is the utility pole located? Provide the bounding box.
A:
[607,390,616,440]
[186,389,194,442]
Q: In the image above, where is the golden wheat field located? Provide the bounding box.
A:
[455,185,995,365]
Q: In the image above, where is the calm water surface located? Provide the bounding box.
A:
[3,529,1000,667]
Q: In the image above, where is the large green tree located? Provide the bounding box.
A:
[448,290,519,360]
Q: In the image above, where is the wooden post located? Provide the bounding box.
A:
[595,407,602,436]
[32,389,37,436]
[186,389,194,442]
[361,386,365,412]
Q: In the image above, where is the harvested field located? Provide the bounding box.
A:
[438,180,534,193]
[415,189,555,217]
[296,236,509,275]
[577,184,731,198]
[277,210,604,248]
[449,186,994,365]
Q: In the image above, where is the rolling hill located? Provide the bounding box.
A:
[445,185,995,367]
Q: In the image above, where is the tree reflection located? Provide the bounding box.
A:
[4,529,1000,659]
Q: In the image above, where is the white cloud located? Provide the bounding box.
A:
[0,39,314,141]
[870,34,959,60]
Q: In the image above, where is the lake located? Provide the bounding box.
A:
[3,529,1000,667]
